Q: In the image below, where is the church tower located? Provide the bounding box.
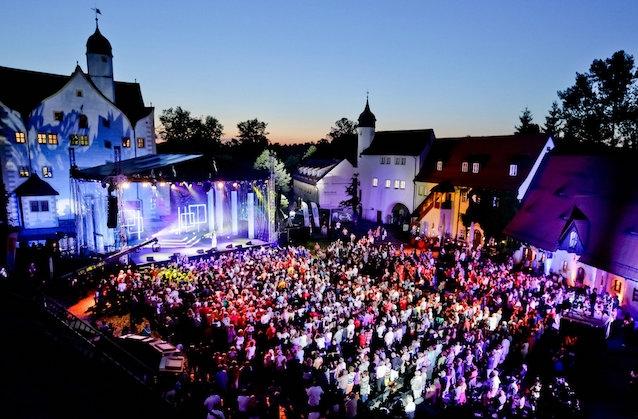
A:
[357,98,376,165]
[86,22,114,101]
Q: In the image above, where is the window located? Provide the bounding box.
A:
[37,133,47,144]
[461,191,468,202]
[78,114,88,129]
[136,137,145,148]
[372,177,378,187]
[47,133,58,145]
[19,166,29,177]
[76,89,83,97]
[79,135,89,146]
[418,185,426,196]
[612,279,623,293]
[385,179,391,188]
[395,157,406,165]
[472,162,480,173]
[386,157,391,164]
[399,180,406,189]
[394,180,400,189]
[70,134,79,146]
[54,111,64,121]
[122,137,131,148]
[509,164,518,176]
[492,197,500,207]
[569,230,578,248]
[101,117,110,128]
[42,166,52,178]
[436,160,443,171]
[104,140,112,149]
[29,200,49,213]
[380,156,386,164]
[15,132,26,143]
[461,162,468,172]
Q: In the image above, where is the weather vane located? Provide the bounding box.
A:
[91,7,102,27]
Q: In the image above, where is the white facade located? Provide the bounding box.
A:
[293,159,354,210]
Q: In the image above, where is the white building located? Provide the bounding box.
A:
[0,23,155,246]
[356,100,434,226]
[292,159,355,210]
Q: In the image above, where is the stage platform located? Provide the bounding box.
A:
[129,238,269,266]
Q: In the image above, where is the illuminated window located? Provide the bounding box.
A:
[569,230,578,248]
[19,166,29,177]
[400,180,406,189]
[37,133,47,144]
[492,197,499,207]
[436,161,443,171]
[562,261,568,271]
[612,279,623,293]
[137,137,145,148]
[472,162,480,173]
[42,166,52,178]
[385,179,391,188]
[15,132,26,143]
[372,177,378,187]
[78,114,88,129]
[47,133,58,145]
[509,164,518,176]
[122,137,131,148]
[70,134,79,146]
[394,180,400,189]
[79,135,89,146]
[418,185,425,196]
[54,111,64,121]
[461,162,468,172]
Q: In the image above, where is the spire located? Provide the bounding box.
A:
[358,96,376,128]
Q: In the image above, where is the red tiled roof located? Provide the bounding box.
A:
[505,151,638,281]
[414,134,551,191]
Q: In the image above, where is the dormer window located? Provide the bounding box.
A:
[461,162,468,173]
[569,230,578,248]
[436,161,443,171]
[509,164,518,176]
[472,162,480,173]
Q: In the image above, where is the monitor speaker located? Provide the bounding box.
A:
[146,256,155,262]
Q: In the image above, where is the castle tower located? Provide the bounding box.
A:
[356,98,376,165]
[86,22,114,101]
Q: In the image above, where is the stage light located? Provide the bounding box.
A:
[121,181,130,189]
[289,210,296,217]
[142,182,150,187]
[170,184,177,190]
[217,181,224,189]
[159,182,167,187]
[233,182,238,188]
[188,183,193,188]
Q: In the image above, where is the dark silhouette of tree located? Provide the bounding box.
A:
[339,173,361,223]
[158,107,223,150]
[557,50,638,149]
[237,119,269,148]
[461,189,519,240]
[328,117,357,141]
[543,101,563,140]
[515,107,541,135]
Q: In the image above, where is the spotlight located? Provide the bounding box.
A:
[188,183,192,188]
[121,181,130,189]
[170,184,177,190]
[159,182,167,187]
[142,182,150,187]
[233,182,238,188]
[289,210,296,217]
[217,181,224,189]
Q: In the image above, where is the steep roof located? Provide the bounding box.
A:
[415,134,550,191]
[357,99,376,128]
[505,151,638,281]
[86,27,113,57]
[293,159,343,185]
[13,174,59,196]
[0,66,150,124]
[361,129,435,156]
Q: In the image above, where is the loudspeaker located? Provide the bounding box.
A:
[246,241,253,246]
[146,256,155,262]
[196,249,205,254]
[107,196,118,228]
[225,244,233,249]
[235,244,243,249]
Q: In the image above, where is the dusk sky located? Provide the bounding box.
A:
[2,0,637,143]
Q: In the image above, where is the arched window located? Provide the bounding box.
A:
[569,230,578,248]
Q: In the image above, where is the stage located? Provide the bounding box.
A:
[129,237,269,265]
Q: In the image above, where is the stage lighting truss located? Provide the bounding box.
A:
[177,204,208,234]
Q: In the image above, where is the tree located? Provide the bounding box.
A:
[328,117,357,141]
[461,189,519,241]
[158,107,224,150]
[515,107,541,135]
[556,50,638,149]
[237,119,269,149]
[254,149,291,193]
[543,101,563,140]
[339,173,361,223]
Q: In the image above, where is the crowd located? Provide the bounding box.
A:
[91,230,619,418]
